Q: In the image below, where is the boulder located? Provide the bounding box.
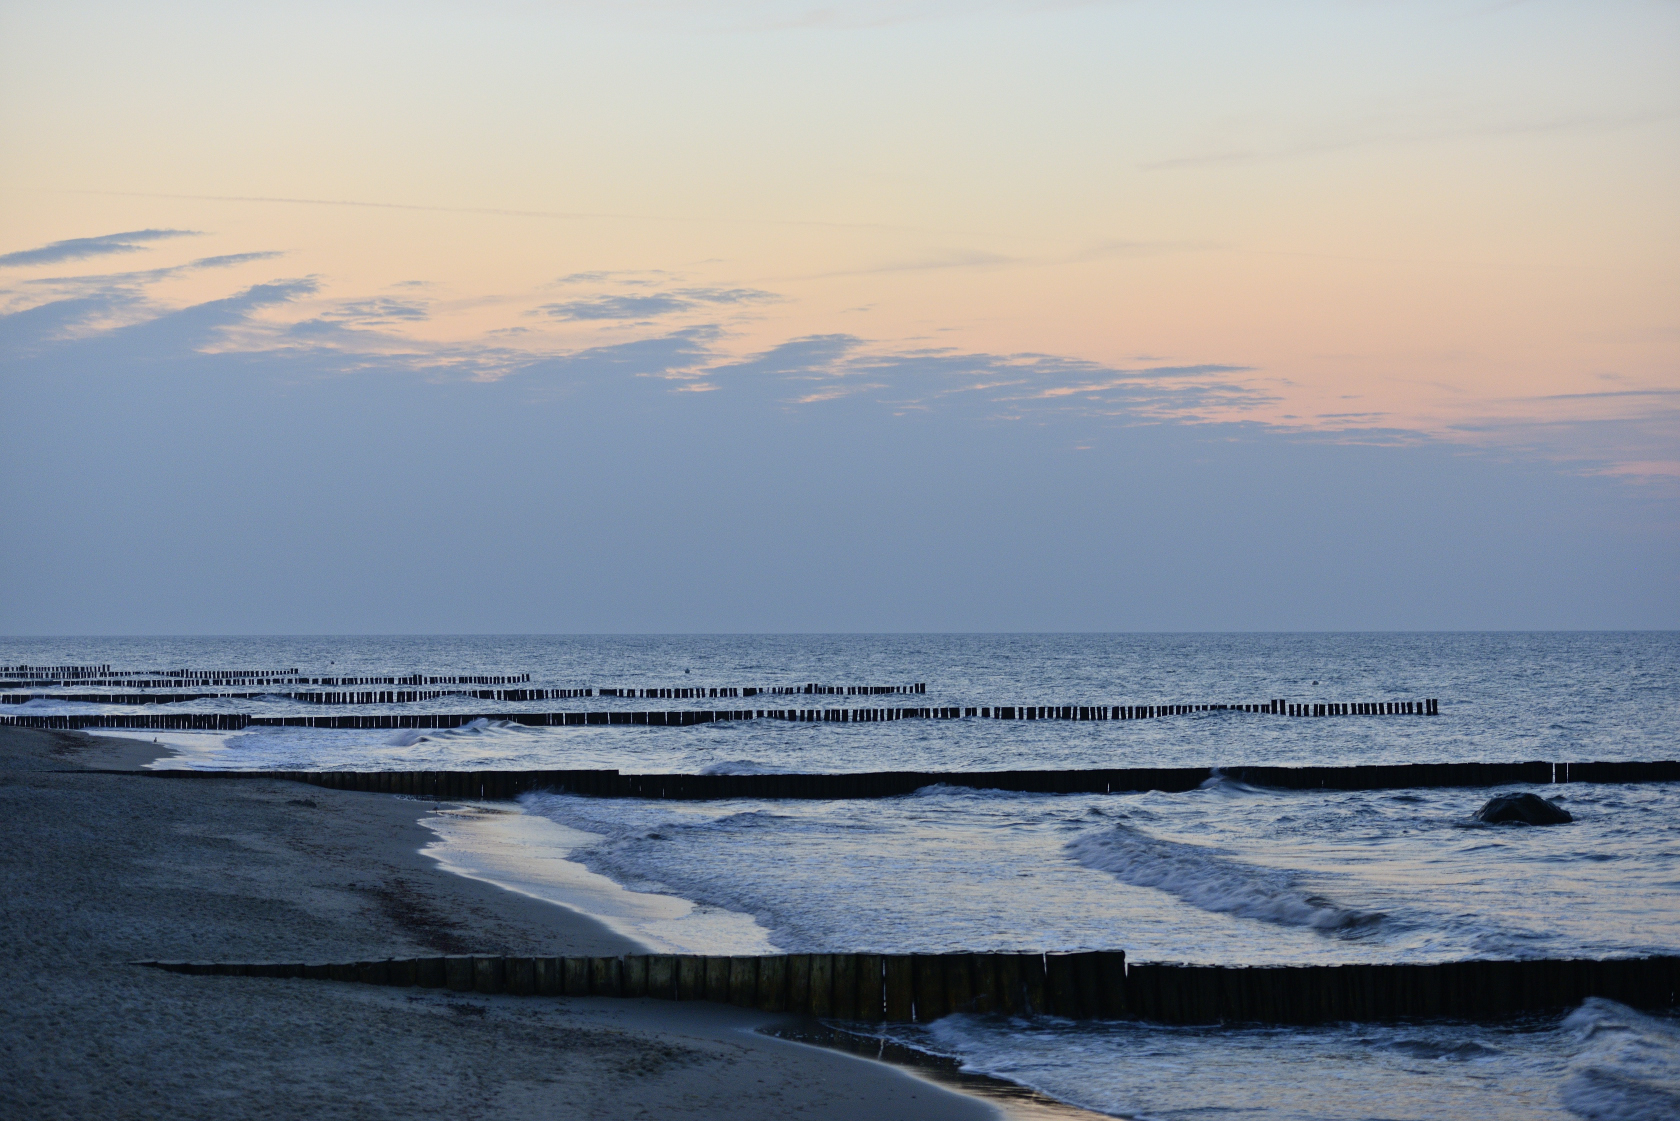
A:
[1474,792,1572,825]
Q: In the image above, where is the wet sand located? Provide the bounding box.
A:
[0,725,1013,1120]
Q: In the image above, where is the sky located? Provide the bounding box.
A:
[1,0,1676,633]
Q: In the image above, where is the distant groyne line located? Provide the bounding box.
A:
[84,760,1678,798]
[0,677,921,695]
[1,683,927,705]
[6,688,592,706]
[0,699,1439,730]
[0,670,529,688]
[137,951,1679,1025]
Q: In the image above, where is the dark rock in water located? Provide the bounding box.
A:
[1475,792,1572,825]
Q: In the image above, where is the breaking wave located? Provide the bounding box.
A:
[1561,998,1680,1121]
[1066,823,1383,932]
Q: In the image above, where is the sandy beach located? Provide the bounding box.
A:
[0,725,1073,1121]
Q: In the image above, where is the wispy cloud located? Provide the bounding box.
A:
[704,334,861,379]
[22,251,284,290]
[0,229,199,268]
[693,335,1270,420]
[803,249,1017,279]
[540,285,776,321]
[316,297,429,324]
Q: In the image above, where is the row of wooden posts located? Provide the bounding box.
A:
[0,701,1441,732]
[3,688,595,706]
[140,952,1679,1024]
[0,666,301,681]
[3,683,930,702]
[0,673,533,689]
[1,663,120,677]
[93,759,1680,798]
[598,683,927,698]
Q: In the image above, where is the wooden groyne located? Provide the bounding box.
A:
[0,672,917,695]
[2,683,928,706]
[0,700,1440,728]
[93,760,1680,798]
[137,952,1679,1024]
[0,672,532,689]
[3,688,594,706]
[599,683,927,697]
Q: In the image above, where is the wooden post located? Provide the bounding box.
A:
[832,955,859,1019]
[589,957,622,997]
[729,956,759,1008]
[1073,952,1104,1019]
[757,956,789,1013]
[787,954,812,1012]
[1097,952,1127,1019]
[534,956,563,996]
[970,954,1001,1014]
[505,957,536,996]
[1126,963,1159,1021]
[943,954,975,1014]
[445,956,474,992]
[1194,965,1223,1024]
[1020,952,1047,1014]
[993,953,1023,1016]
[884,955,915,1022]
[1044,954,1079,1017]
[809,954,834,1017]
[563,956,591,995]
[647,955,677,1000]
[417,957,447,988]
[700,956,729,1005]
[855,954,885,1022]
[677,955,704,1001]
[624,955,648,998]
[912,954,946,1022]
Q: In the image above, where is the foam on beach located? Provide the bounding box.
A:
[417,800,777,955]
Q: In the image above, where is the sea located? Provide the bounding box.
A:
[4,633,1677,1120]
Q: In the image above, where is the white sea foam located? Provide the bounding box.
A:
[385,729,424,747]
[1066,823,1383,932]
[1560,999,1680,1121]
[418,801,776,954]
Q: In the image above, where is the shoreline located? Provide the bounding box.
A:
[420,799,782,954]
[2,724,1095,1120]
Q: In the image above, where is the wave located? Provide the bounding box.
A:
[1199,770,1269,795]
[1561,998,1680,1121]
[699,760,789,775]
[1066,823,1383,932]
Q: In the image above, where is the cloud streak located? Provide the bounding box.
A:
[540,286,776,321]
[0,229,199,268]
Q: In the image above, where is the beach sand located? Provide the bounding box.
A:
[0,725,1042,1121]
